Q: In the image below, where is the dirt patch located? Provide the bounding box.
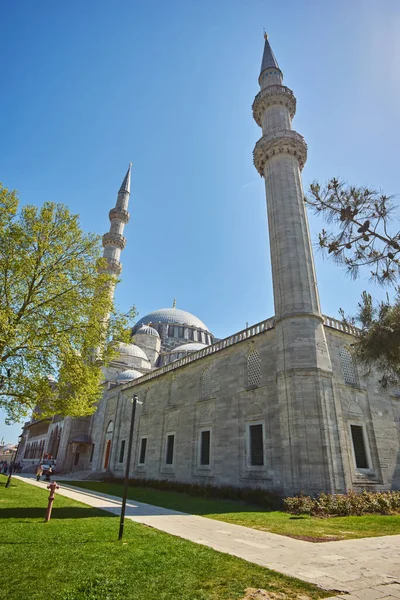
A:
[286,534,342,543]
[240,589,312,600]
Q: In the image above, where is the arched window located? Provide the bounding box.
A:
[340,347,359,386]
[247,350,261,389]
[201,367,213,399]
[106,421,114,435]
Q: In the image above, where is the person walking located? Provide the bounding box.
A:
[35,463,43,481]
[44,466,53,482]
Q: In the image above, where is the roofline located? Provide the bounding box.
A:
[115,313,360,391]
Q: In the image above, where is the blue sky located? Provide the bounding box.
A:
[1,0,400,442]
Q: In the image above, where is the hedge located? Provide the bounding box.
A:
[284,490,400,516]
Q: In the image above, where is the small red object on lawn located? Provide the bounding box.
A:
[44,481,60,522]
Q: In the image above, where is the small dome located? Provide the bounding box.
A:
[171,342,209,354]
[115,369,143,384]
[135,324,160,338]
[133,308,210,332]
[115,342,149,361]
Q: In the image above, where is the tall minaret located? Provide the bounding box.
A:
[102,163,132,277]
[253,35,345,494]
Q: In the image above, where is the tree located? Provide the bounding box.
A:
[306,178,400,383]
[0,183,135,423]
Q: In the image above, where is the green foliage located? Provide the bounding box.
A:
[284,490,400,517]
[0,183,136,422]
[306,178,400,284]
[339,291,400,384]
[306,178,400,382]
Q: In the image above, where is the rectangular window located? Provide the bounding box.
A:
[139,438,147,465]
[249,424,264,466]
[89,443,95,463]
[166,434,175,465]
[200,430,211,466]
[351,425,369,469]
[119,440,126,463]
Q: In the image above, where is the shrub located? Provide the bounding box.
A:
[103,476,282,510]
[283,490,400,517]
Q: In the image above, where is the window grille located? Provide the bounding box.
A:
[200,430,211,466]
[139,438,147,464]
[350,425,369,469]
[340,347,359,386]
[201,367,213,399]
[247,350,261,389]
[166,434,175,465]
[119,440,126,463]
[249,424,264,466]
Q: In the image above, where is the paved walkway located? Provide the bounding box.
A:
[15,475,400,600]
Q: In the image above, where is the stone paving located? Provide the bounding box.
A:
[15,476,400,599]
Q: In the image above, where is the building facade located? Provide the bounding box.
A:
[18,36,400,496]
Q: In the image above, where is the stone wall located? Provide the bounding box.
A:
[89,322,400,495]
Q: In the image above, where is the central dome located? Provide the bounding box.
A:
[133,308,210,332]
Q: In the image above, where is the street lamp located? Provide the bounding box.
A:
[5,433,23,489]
[118,394,142,541]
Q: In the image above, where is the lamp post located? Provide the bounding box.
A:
[5,434,23,489]
[118,394,142,541]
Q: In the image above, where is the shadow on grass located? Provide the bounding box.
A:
[0,507,117,519]
[67,482,274,516]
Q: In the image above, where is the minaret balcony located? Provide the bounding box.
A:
[102,232,127,250]
[252,85,296,126]
[105,258,122,275]
[109,207,130,224]
[253,129,307,175]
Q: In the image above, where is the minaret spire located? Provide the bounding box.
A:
[102,163,132,276]
[252,37,344,494]
[260,32,280,77]
[119,162,132,194]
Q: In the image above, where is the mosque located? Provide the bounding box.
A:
[17,36,400,495]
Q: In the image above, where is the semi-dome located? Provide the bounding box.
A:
[115,368,143,384]
[135,324,160,338]
[171,342,209,353]
[115,342,149,361]
[133,308,210,332]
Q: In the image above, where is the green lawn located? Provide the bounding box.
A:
[0,476,330,600]
[68,480,400,542]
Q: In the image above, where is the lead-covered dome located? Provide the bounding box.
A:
[115,369,143,384]
[115,342,149,361]
[133,308,210,332]
[135,324,160,338]
[171,342,208,353]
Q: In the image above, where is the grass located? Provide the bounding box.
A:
[68,480,400,542]
[0,475,330,600]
